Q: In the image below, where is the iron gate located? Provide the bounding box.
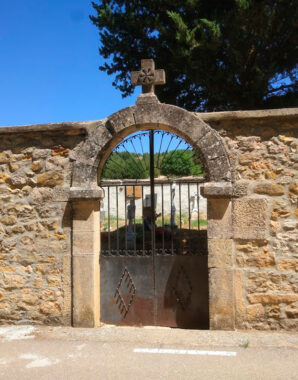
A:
[99,130,209,328]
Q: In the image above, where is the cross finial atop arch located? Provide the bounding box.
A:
[131,59,166,94]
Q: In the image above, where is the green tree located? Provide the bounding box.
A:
[102,152,149,179]
[102,150,203,179]
[160,150,203,177]
[90,0,297,111]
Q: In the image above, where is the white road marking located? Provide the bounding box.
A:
[134,348,237,357]
[0,326,35,341]
[20,353,60,368]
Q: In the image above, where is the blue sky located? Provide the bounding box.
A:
[0,0,139,127]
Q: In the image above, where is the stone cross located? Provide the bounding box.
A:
[131,59,166,94]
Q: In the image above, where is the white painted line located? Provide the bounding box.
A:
[134,348,237,357]
[0,326,35,341]
[20,354,60,368]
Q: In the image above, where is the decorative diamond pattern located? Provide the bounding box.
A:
[114,268,136,318]
[172,266,193,311]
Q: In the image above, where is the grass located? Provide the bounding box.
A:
[239,340,249,349]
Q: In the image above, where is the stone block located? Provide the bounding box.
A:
[37,171,64,187]
[1,273,25,289]
[46,277,60,287]
[234,270,245,328]
[239,153,261,165]
[266,305,281,319]
[209,268,234,330]
[73,254,99,327]
[0,152,12,163]
[233,180,249,198]
[289,182,298,195]
[9,172,28,187]
[271,201,291,220]
[277,259,298,271]
[40,301,61,316]
[208,239,233,268]
[285,303,298,318]
[246,304,265,322]
[233,198,268,240]
[72,162,98,187]
[1,215,17,225]
[52,187,70,201]
[70,187,104,201]
[248,293,298,305]
[254,182,285,196]
[236,250,275,268]
[62,254,72,324]
[0,173,10,183]
[72,200,100,232]
[283,221,297,231]
[72,231,99,256]
[207,156,231,182]
[30,161,43,172]
[51,145,70,157]
[201,182,233,199]
[21,289,38,305]
[106,107,135,135]
[207,199,232,239]
[29,187,54,204]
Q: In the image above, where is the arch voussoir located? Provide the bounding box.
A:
[71,102,231,186]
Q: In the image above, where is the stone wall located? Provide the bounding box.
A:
[0,127,86,324]
[0,108,297,330]
[202,110,298,330]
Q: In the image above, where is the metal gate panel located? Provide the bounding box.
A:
[100,255,154,326]
[100,129,208,328]
[154,255,209,328]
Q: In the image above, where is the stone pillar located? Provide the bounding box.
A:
[70,187,104,327]
[201,182,234,330]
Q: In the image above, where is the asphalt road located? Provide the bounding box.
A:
[0,325,297,380]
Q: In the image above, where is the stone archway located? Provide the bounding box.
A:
[70,95,234,329]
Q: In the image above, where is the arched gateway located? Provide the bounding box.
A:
[70,60,233,329]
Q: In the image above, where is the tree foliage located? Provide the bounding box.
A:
[160,150,202,177]
[101,150,202,179]
[90,0,297,111]
[102,152,148,179]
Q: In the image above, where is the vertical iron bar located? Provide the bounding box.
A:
[133,185,136,255]
[179,182,182,229]
[125,185,127,252]
[161,183,164,254]
[179,182,182,255]
[170,183,174,255]
[197,182,200,231]
[108,186,111,254]
[156,131,165,169]
[188,183,191,230]
[149,129,156,323]
[138,134,148,171]
[116,185,119,252]
[150,130,155,255]
[142,185,145,255]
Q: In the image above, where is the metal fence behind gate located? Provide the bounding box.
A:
[100,179,207,257]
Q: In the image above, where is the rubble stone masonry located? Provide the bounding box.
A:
[203,109,298,330]
[0,107,297,330]
[0,128,85,324]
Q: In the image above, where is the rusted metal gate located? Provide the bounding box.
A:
[100,130,209,328]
